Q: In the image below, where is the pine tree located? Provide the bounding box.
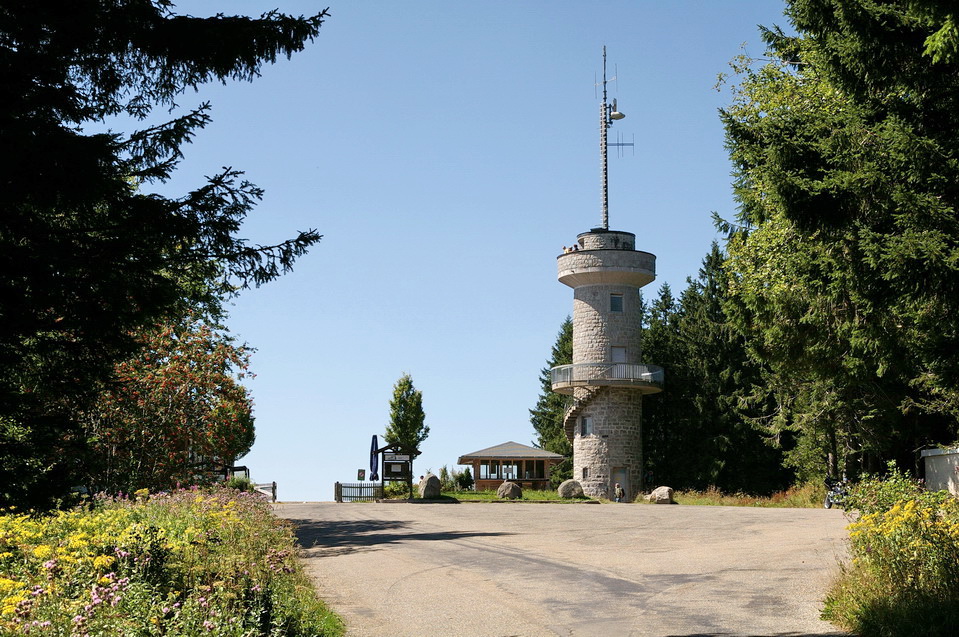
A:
[641,254,790,494]
[675,244,789,493]
[529,318,573,485]
[640,283,687,488]
[385,374,428,452]
[720,0,959,478]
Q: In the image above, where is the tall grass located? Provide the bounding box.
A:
[663,482,823,508]
[442,484,822,505]
[0,486,342,636]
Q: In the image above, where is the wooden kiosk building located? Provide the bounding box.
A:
[458,441,565,492]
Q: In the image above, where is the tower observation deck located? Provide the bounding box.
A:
[552,229,662,398]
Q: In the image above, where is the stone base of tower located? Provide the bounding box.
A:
[572,387,643,501]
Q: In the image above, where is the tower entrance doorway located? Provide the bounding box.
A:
[612,467,628,502]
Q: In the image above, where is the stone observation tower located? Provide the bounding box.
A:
[550,48,663,501]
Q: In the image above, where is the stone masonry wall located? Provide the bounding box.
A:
[572,387,643,500]
[578,230,635,250]
[572,286,643,364]
[557,250,656,281]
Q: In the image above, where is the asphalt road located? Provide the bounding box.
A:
[277,501,850,637]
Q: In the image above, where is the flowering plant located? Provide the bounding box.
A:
[823,463,959,634]
[0,487,341,635]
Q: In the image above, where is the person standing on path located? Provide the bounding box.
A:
[614,483,625,502]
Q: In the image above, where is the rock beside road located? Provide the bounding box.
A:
[558,479,585,499]
[646,486,675,504]
[497,481,522,500]
[418,473,441,499]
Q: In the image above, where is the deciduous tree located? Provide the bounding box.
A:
[82,316,255,493]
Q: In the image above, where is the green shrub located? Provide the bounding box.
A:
[822,466,959,636]
[438,466,454,491]
[224,476,254,492]
[436,465,473,492]
[456,467,474,491]
[382,481,413,499]
[843,461,926,515]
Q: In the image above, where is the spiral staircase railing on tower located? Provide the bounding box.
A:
[562,387,600,440]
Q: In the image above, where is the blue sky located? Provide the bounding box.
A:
[155,1,793,500]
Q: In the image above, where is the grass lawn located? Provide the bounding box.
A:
[441,489,592,502]
[380,483,825,507]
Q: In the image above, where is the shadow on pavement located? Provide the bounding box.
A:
[664,633,850,636]
[288,518,514,558]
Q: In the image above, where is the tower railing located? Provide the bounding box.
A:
[551,363,664,392]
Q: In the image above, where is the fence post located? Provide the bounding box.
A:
[271,481,277,502]
[334,481,342,503]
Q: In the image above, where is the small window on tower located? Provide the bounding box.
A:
[582,467,589,480]
[610,294,624,312]
[580,416,593,437]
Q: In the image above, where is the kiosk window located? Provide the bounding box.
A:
[481,460,500,480]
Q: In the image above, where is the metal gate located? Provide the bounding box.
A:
[334,482,383,502]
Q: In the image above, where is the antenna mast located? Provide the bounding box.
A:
[599,46,628,230]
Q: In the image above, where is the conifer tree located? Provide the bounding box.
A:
[529,318,573,485]
[641,252,789,494]
[640,283,687,488]
[675,245,788,493]
[720,0,959,478]
[0,1,328,508]
[385,374,428,452]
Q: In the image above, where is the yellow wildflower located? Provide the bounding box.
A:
[32,544,53,560]
[67,532,90,550]
[93,555,115,570]
[0,592,26,617]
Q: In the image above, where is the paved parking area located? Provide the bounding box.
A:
[277,501,850,637]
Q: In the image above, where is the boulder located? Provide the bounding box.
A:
[646,486,675,504]
[418,473,441,499]
[497,481,522,500]
[557,479,585,499]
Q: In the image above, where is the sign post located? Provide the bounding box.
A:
[371,441,420,499]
